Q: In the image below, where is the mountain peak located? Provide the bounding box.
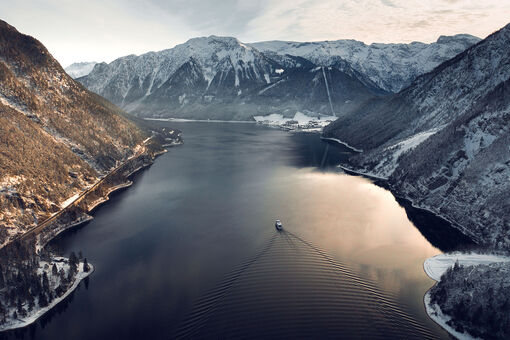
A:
[250,35,480,92]
[0,19,14,30]
[182,35,252,51]
[436,33,480,44]
[65,61,98,78]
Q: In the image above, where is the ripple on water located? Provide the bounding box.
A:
[175,231,436,339]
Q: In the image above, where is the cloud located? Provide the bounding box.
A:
[245,0,510,43]
[380,0,398,8]
[0,0,508,66]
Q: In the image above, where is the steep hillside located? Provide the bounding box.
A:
[390,79,510,247]
[0,20,150,245]
[324,23,510,248]
[251,34,480,93]
[78,36,384,120]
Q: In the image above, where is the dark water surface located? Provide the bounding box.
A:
[5,122,472,339]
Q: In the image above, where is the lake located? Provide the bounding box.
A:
[5,122,473,339]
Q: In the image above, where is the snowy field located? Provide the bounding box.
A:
[0,259,94,331]
[253,112,335,132]
[424,252,510,282]
[424,292,479,340]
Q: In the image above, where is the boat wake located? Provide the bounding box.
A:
[175,230,435,339]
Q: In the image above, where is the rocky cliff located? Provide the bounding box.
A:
[324,23,510,248]
[0,20,151,246]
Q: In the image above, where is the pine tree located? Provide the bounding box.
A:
[17,298,24,317]
[55,285,64,297]
[38,292,48,308]
[69,252,78,273]
[28,294,35,312]
[0,264,4,289]
[52,263,58,276]
[59,268,66,283]
[9,289,15,307]
[42,272,50,292]
[0,301,5,322]
[67,269,75,282]
[83,258,90,273]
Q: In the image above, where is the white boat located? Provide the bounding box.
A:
[275,220,283,230]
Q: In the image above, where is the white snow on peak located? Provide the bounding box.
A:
[64,62,97,79]
[250,35,480,92]
[81,35,274,101]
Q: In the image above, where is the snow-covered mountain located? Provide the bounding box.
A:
[324,23,510,248]
[65,61,97,78]
[251,34,480,93]
[82,36,278,105]
[78,36,384,120]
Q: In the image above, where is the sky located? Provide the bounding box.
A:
[1,0,509,67]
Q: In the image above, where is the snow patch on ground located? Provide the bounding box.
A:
[424,292,479,340]
[424,253,510,282]
[321,137,363,153]
[178,93,186,105]
[0,175,25,194]
[253,112,335,132]
[0,261,94,331]
[368,127,442,178]
[254,112,334,125]
[59,193,80,209]
[422,253,510,340]
[258,79,284,95]
[389,128,440,158]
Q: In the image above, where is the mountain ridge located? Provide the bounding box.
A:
[324,22,510,248]
[76,33,479,121]
[250,33,480,92]
[0,20,156,246]
[78,35,386,120]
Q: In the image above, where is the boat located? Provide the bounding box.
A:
[275,220,283,230]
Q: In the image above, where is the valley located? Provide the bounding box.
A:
[0,10,509,339]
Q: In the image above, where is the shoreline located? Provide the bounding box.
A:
[422,253,510,340]
[423,291,475,340]
[336,163,479,243]
[337,162,486,339]
[0,145,172,332]
[337,164,388,181]
[38,147,170,249]
[144,117,255,124]
[0,263,95,332]
[87,181,133,212]
[320,137,363,153]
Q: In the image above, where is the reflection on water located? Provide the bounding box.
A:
[5,122,471,339]
[177,230,437,339]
